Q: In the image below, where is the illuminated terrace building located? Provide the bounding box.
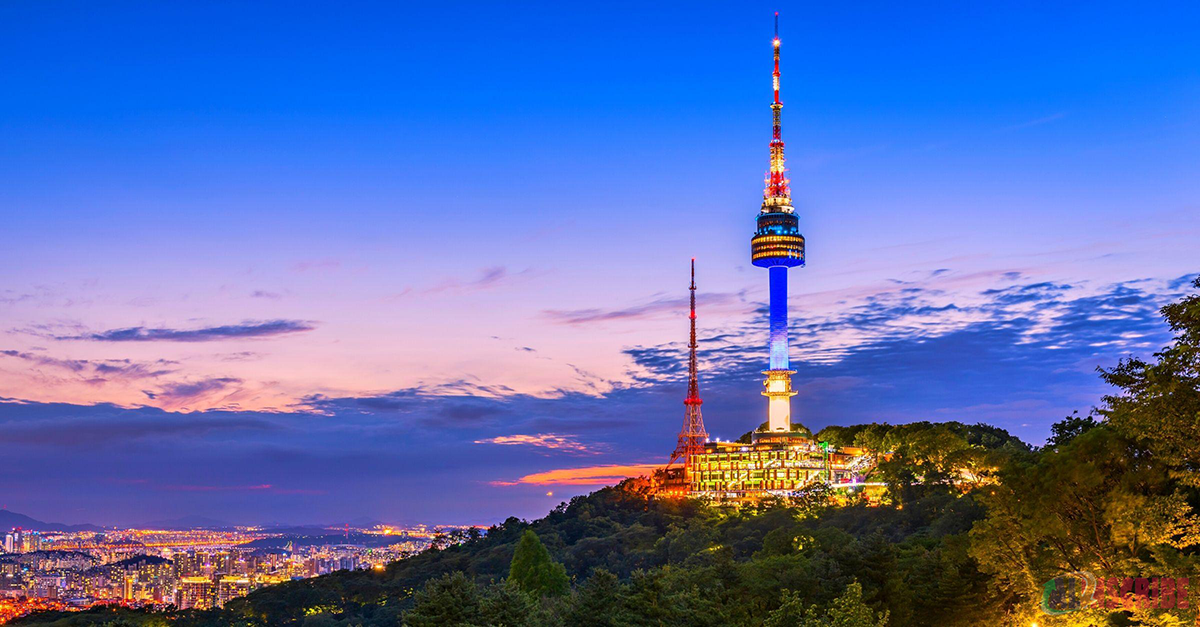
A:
[687,438,871,500]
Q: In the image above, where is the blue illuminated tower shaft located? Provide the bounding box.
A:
[769,267,789,370]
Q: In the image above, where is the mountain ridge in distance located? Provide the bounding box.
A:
[134,515,234,530]
[0,509,103,532]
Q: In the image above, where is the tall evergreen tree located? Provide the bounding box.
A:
[508,529,570,597]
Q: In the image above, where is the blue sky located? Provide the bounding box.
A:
[0,1,1197,526]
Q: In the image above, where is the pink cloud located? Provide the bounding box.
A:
[491,463,662,487]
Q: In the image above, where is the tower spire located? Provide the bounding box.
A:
[671,258,708,467]
[765,12,790,204]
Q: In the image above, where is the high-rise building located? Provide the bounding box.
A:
[211,551,234,576]
[750,13,805,434]
[123,575,135,601]
[21,531,42,553]
[177,576,215,610]
[216,577,252,607]
[174,551,206,578]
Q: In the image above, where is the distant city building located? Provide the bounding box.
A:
[23,532,43,553]
[216,577,252,607]
[211,551,234,577]
[177,576,215,610]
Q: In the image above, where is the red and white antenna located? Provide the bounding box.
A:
[765,11,790,201]
[670,259,709,468]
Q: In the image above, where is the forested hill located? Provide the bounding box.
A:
[222,454,999,626]
[14,278,1200,626]
[0,418,1096,626]
[13,472,1002,627]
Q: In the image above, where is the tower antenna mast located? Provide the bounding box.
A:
[670,259,709,469]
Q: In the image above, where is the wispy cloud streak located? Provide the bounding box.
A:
[544,292,745,325]
[59,320,315,342]
[474,433,599,455]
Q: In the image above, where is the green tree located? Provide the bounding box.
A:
[814,581,889,626]
[1101,276,1200,485]
[403,571,483,627]
[763,590,806,627]
[1046,411,1100,448]
[968,280,1200,624]
[480,580,536,626]
[757,526,800,557]
[770,582,888,627]
[508,529,570,597]
[562,569,623,627]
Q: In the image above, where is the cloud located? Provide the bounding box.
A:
[613,273,1192,444]
[92,360,177,379]
[474,433,599,455]
[60,320,315,342]
[144,377,243,407]
[250,290,282,300]
[421,266,512,296]
[440,403,507,423]
[1,349,89,372]
[0,271,1191,526]
[492,463,662,487]
[543,292,745,325]
[292,273,1190,449]
[0,405,278,447]
[301,383,518,429]
[217,351,262,362]
[0,350,176,382]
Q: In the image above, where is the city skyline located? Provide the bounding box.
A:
[2,1,1198,526]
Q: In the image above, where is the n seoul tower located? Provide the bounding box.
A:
[751,13,805,433]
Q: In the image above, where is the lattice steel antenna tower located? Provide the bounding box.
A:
[671,258,709,467]
[751,13,805,433]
